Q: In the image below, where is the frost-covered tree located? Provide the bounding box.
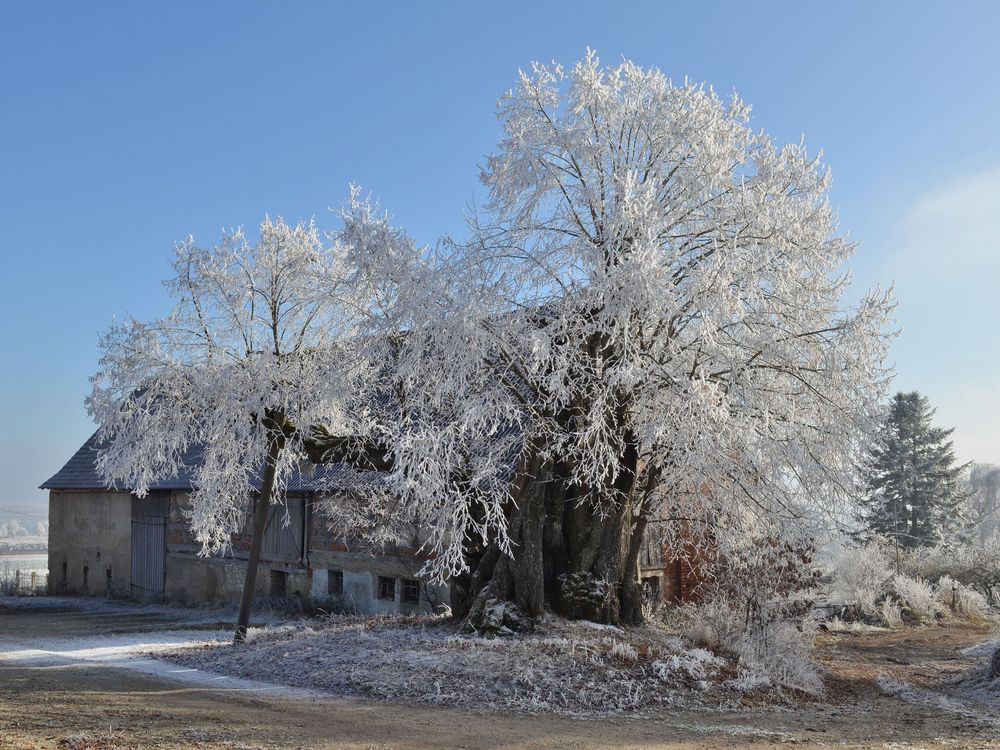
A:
[967,462,1000,543]
[87,217,354,641]
[322,52,894,626]
[860,391,969,550]
[0,520,27,539]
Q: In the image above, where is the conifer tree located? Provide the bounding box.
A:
[861,391,968,549]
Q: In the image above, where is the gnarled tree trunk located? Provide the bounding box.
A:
[451,439,651,628]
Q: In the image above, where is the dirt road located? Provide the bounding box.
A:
[1,601,998,749]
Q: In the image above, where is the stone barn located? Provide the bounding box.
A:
[41,431,447,614]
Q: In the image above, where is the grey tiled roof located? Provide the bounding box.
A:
[40,431,195,491]
[40,430,368,494]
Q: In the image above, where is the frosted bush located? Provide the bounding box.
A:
[242,624,300,644]
[823,615,847,632]
[902,540,1000,607]
[728,671,772,692]
[879,596,903,628]
[733,618,823,695]
[681,601,821,693]
[652,648,724,685]
[827,540,894,616]
[893,574,942,623]
[681,599,735,652]
[824,616,885,634]
[609,640,639,663]
[936,575,989,621]
[680,531,823,695]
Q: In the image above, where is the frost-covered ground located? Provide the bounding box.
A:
[4,598,1000,748]
[956,634,1000,705]
[0,595,308,698]
[163,614,740,714]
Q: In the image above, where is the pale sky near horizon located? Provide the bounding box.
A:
[2,1,999,512]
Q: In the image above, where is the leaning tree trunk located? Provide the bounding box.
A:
[234,413,287,644]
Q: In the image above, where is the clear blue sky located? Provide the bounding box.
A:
[2,1,999,510]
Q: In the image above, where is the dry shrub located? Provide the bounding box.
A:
[902,540,1000,607]
[892,574,943,623]
[679,531,823,695]
[935,575,989,621]
[879,596,903,628]
[826,539,894,618]
[826,539,993,627]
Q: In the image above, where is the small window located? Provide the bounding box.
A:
[82,564,89,588]
[377,575,396,601]
[328,569,344,596]
[270,570,288,597]
[401,579,420,603]
[61,560,67,588]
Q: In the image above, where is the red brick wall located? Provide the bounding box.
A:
[656,526,712,604]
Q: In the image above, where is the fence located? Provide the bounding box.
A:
[0,557,48,596]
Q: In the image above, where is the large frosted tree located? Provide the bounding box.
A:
[318,52,894,626]
[860,391,969,549]
[87,52,894,630]
[87,217,357,640]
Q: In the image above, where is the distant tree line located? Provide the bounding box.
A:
[0,519,47,539]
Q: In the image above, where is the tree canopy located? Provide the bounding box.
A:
[324,52,895,624]
[89,52,895,628]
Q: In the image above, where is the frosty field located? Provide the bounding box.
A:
[1,597,999,749]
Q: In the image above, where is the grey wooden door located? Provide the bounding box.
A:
[262,497,305,564]
[131,493,168,599]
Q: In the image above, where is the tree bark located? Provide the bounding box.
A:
[455,442,651,627]
[234,414,286,644]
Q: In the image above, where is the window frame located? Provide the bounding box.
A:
[327,569,344,596]
[377,575,396,601]
[401,578,420,603]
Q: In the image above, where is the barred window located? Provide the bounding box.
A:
[401,578,420,603]
[377,575,396,601]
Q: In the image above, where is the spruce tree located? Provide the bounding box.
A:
[861,391,969,549]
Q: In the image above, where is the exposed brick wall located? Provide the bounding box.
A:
[641,521,712,605]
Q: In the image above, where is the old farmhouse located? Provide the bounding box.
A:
[41,432,703,613]
[41,431,450,614]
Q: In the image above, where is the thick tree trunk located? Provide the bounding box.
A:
[234,415,286,644]
[457,434,651,628]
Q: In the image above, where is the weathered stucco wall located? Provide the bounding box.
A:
[48,490,132,597]
[47,487,448,613]
[163,554,310,605]
[308,548,448,615]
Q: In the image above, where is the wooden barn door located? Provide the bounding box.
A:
[131,493,168,600]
